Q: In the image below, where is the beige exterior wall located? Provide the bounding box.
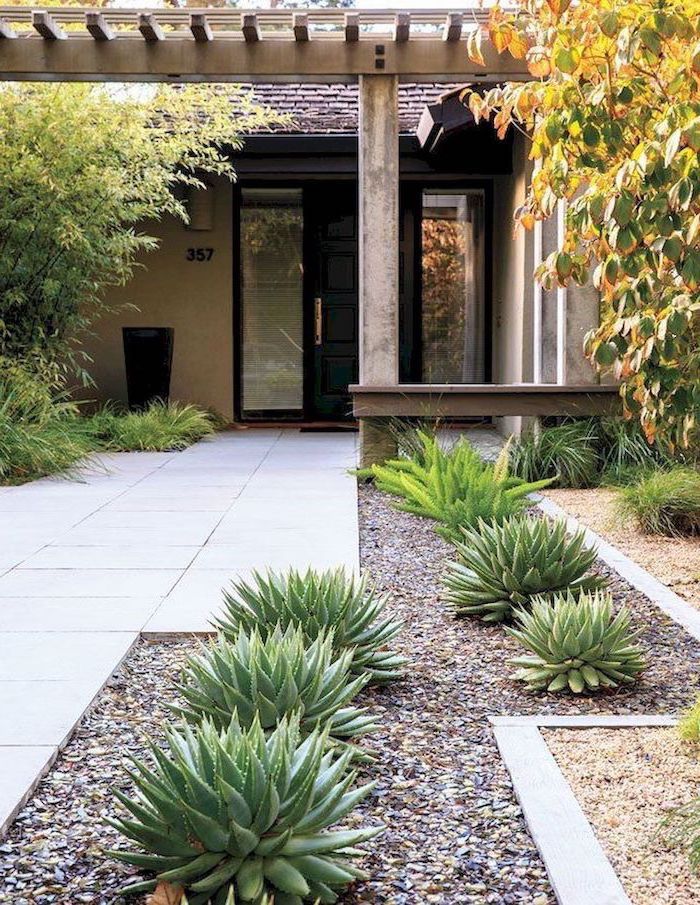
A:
[82,177,235,420]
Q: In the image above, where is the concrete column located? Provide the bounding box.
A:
[358,74,400,467]
[540,203,599,387]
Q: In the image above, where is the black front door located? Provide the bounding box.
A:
[306,186,358,420]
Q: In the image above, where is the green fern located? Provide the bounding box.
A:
[371,433,553,543]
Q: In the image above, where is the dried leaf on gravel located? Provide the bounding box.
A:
[148,882,184,905]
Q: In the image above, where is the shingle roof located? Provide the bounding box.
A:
[238,82,459,134]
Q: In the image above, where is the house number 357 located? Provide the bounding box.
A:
[186,248,214,262]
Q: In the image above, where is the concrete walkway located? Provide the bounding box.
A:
[0,429,359,834]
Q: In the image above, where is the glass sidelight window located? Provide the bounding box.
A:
[240,189,304,417]
[421,190,486,383]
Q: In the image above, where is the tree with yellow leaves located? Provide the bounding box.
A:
[465,0,700,450]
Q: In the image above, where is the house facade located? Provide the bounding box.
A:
[86,81,600,432]
[0,5,616,460]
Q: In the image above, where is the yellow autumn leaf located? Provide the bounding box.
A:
[467,28,485,67]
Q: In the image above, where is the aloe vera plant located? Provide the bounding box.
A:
[215,567,405,684]
[370,432,553,542]
[442,515,606,622]
[507,590,645,693]
[175,624,377,743]
[107,714,382,904]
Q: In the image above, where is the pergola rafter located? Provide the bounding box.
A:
[0,6,528,83]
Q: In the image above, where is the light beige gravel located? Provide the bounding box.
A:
[546,726,700,905]
[544,488,700,609]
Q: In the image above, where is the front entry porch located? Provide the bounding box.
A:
[0,6,617,462]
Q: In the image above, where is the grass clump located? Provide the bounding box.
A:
[0,357,95,483]
[679,698,700,743]
[509,421,600,488]
[89,400,216,452]
[617,467,700,536]
[510,417,666,489]
[370,431,552,542]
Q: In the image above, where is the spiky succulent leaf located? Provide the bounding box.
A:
[214,567,405,684]
[174,624,377,746]
[370,432,554,542]
[507,590,645,693]
[442,515,606,622]
[108,714,382,902]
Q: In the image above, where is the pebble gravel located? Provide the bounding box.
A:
[0,484,698,904]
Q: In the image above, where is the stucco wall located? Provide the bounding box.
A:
[82,177,235,420]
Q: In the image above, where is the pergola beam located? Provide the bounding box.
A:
[242,13,261,43]
[293,13,309,43]
[344,12,359,43]
[393,12,410,43]
[32,11,66,40]
[138,13,164,43]
[189,13,213,44]
[443,12,463,42]
[0,6,530,83]
[85,12,114,42]
[0,17,15,39]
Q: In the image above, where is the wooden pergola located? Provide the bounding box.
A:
[0,6,530,82]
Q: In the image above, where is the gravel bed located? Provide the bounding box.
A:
[1,485,699,904]
[546,727,700,904]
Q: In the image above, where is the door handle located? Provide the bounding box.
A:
[314,297,323,346]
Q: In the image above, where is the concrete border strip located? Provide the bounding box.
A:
[536,495,700,644]
[490,713,678,905]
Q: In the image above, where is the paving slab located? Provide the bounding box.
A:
[0,597,161,632]
[0,747,56,837]
[0,568,181,598]
[0,631,137,681]
[24,545,200,570]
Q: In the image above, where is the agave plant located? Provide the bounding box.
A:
[174,624,377,744]
[442,515,606,623]
[507,590,645,693]
[370,432,553,542]
[107,714,382,904]
[214,567,405,684]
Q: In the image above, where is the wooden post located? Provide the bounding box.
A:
[358,74,400,467]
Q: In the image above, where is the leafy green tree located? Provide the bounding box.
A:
[0,83,280,384]
[466,0,700,450]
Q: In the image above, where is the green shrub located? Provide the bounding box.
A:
[370,432,552,543]
[0,357,96,483]
[617,467,700,536]
[215,568,405,684]
[597,416,664,485]
[679,698,700,742]
[90,400,215,452]
[442,515,606,623]
[107,713,381,902]
[509,421,599,488]
[508,590,645,693]
[510,417,668,489]
[663,800,700,874]
[175,624,377,744]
